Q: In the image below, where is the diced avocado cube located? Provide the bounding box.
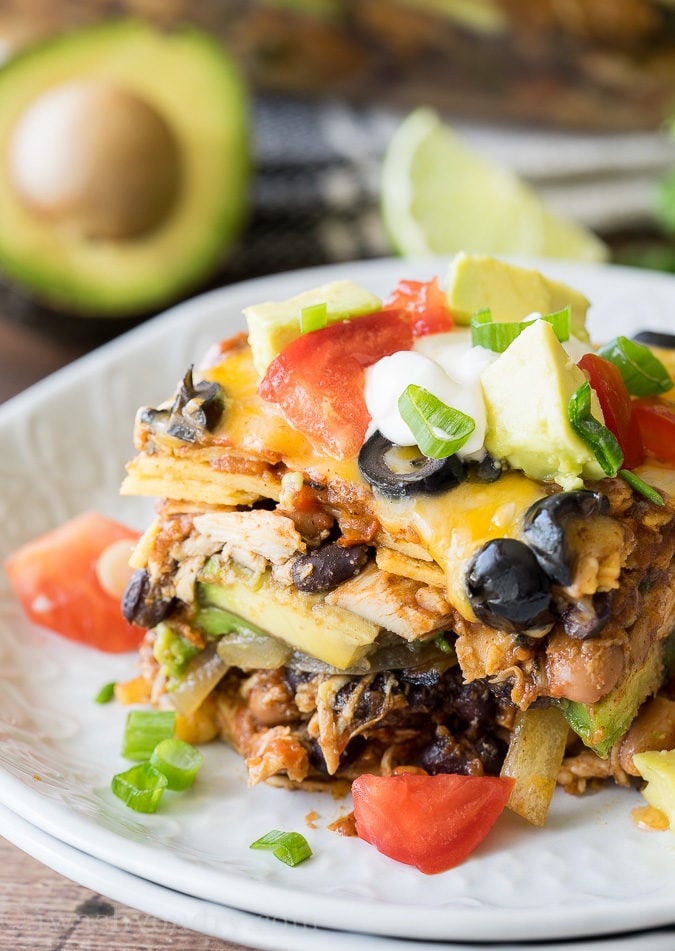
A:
[447,253,590,341]
[480,319,605,490]
[244,280,382,375]
[153,623,200,684]
[633,749,675,828]
[196,566,380,669]
[560,642,669,757]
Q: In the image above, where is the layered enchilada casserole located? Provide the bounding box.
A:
[119,254,675,828]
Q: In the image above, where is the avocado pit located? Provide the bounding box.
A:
[8,79,181,240]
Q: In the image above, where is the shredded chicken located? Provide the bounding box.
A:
[558,748,630,795]
[325,564,453,640]
[565,515,630,597]
[314,673,409,774]
[245,725,310,785]
[193,510,305,564]
[314,676,353,774]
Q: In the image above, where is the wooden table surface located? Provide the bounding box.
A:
[0,299,259,950]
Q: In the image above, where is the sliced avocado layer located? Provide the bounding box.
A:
[559,635,673,757]
[197,567,381,670]
[0,20,249,315]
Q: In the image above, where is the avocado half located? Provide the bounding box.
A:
[0,20,250,316]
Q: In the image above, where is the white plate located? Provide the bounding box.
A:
[6,801,675,951]
[3,801,675,951]
[1,258,675,945]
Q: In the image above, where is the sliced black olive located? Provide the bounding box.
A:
[466,538,552,632]
[559,591,613,639]
[122,569,174,628]
[137,368,223,442]
[632,331,675,350]
[166,366,224,442]
[139,406,171,429]
[468,453,502,484]
[291,542,369,593]
[358,431,466,498]
[522,490,609,587]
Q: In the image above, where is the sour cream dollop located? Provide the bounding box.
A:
[364,329,496,458]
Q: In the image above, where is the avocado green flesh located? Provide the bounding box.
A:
[244,280,382,375]
[194,604,270,640]
[196,570,381,670]
[559,635,673,757]
[0,20,249,315]
[446,253,591,342]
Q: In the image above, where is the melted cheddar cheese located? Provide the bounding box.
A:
[373,473,545,620]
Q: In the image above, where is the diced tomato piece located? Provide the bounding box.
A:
[632,396,675,465]
[577,353,645,469]
[384,278,454,337]
[352,772,514,874]
[258,311,413,459]
[5,511,144,653]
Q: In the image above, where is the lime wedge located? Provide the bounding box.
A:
[381,108,608,262]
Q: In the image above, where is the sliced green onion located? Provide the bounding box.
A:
[470,309,521,352]
[598,336,672,396]
[111,762,168,813]
[94,681,116,704]
[122,710,176,762]
[150,738,204,790]
[300,302,328,334]
[619,469,665,506]
[250,830,312,867]
[470,306,571,352]
[538,306,571,342]
[568,381,624,477]
[398,385,475,459]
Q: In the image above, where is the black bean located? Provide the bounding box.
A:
[446,679,496,725]
[121,569,173,628]
[560,591,613,639]
[290,542,369,593]
[308,735,366,775]
[420,729,506,776]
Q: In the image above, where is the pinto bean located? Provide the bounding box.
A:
[545,631,624,704]
[242,670,300,727]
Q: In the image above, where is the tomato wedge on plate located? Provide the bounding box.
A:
[258,310,413,459]
[384,277,454,337]
[352,772,514,874]
[5,510,144,652]
[632,396,675,465]
[577,353,644,469]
